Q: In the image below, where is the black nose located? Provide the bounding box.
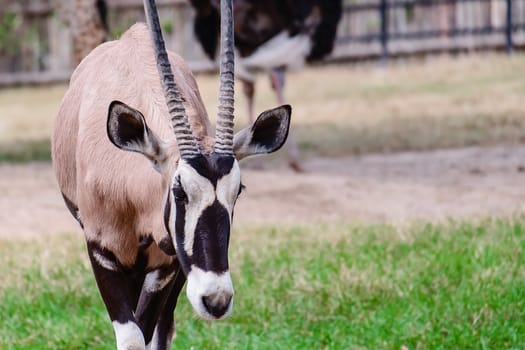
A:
[202,293,233,318]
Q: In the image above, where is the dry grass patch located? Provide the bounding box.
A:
[1,54,525,161]
[0,84,65,142]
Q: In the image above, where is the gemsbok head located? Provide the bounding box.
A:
[51,0,291,348]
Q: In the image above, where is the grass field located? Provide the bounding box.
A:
[1,54,525,348]
[1,54,525,161]
[1,218,524,349]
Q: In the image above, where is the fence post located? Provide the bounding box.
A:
[380,0,389,62]
[505,0,513,53]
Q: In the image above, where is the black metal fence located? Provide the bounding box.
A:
[334,0,525,60]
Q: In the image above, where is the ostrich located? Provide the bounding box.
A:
[189,0,343,172]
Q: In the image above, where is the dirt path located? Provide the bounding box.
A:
[1,145,524,239]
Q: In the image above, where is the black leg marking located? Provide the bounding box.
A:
[135,263,177,345]
[148,267,186,350]
[87,240,149,348]
[87,241,135,324]
[126,246,150,311]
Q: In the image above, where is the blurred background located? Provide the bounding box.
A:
[0,0,524,80]
[1,0,525,348]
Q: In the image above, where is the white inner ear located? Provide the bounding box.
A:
[176,160,215,256]
[216,161,241,219]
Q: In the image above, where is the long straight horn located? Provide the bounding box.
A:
[214,0,235,155]
[143,0,199,158]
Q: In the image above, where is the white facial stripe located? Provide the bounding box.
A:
[112,321,145,350]
[168,190,176,238]
[216,161,241,219]
[143,269,176,293]
[176,160,215,256]
[186,265,234,320]
[93,251,118,271]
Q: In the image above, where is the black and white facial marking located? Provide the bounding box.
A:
[107,100,291,321]
[164,153,241,319]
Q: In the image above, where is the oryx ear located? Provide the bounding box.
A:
[233,105,291,160]
[107,100,168,172]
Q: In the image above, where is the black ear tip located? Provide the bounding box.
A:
[282,104,292,115]
[108,100,129,116]
[107,101,121,146]
[109,100,124,109]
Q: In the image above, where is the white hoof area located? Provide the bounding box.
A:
[113,321,146,350]
[146,324,174,350]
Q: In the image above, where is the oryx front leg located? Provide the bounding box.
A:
[145,267,187,350]
[134,262,178,349]
[87,241,145,350]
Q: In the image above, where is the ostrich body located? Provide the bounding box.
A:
[189,0,343,171]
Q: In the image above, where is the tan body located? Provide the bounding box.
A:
[52,23,213,267]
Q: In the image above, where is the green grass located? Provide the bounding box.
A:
[0,139,51,163]
[1,218,524,349]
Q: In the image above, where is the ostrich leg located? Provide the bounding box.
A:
[241,78,264,169]
[270,66,302,172]
[241,78,256,123]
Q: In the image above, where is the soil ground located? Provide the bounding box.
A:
[1,145,524,239]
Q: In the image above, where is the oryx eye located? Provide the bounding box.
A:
[238,183,246,197]
[173,186,187,203]
[173,178,188,203]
